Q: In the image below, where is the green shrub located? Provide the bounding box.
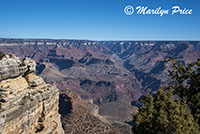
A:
[133,89,199,134]
[166,58,200,124]
[133,58,200,134]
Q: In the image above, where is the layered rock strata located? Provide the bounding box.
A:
[0,55,64,134]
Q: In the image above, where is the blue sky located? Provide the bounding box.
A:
[0,0,199,40]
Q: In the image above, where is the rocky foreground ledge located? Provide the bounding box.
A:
[0,55,64,134]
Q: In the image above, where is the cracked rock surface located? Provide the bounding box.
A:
[0,56,64,134]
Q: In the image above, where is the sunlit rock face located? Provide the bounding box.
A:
[0,54,36,81]
[0,55,64,134]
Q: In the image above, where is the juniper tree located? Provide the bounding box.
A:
[133,89,199,134]
[166,58,200,124]
[133,58,200,134]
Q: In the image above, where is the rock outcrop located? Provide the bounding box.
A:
[0,54,36,81]
[59,90,132,134]
[0,55,64,134]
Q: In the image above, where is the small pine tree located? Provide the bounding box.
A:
[166,58,200,124]
[133,93,154,133]
[133,89,199,134]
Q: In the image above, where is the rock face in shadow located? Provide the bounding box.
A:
[0,55,64,134]
[99,100,138,125]
[59,90,132,134]
[105,41,200,92]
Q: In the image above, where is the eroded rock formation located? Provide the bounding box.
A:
[59,90,132,134]
[0,55,64,134]
[0,54,36,81]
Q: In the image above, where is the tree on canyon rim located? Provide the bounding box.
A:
[132,58,200,134]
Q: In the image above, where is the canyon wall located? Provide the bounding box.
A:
[59,90,132,134]
[0,55,64,134]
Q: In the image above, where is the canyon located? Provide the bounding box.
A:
[0,53,132,134]
[0,39,200,133]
